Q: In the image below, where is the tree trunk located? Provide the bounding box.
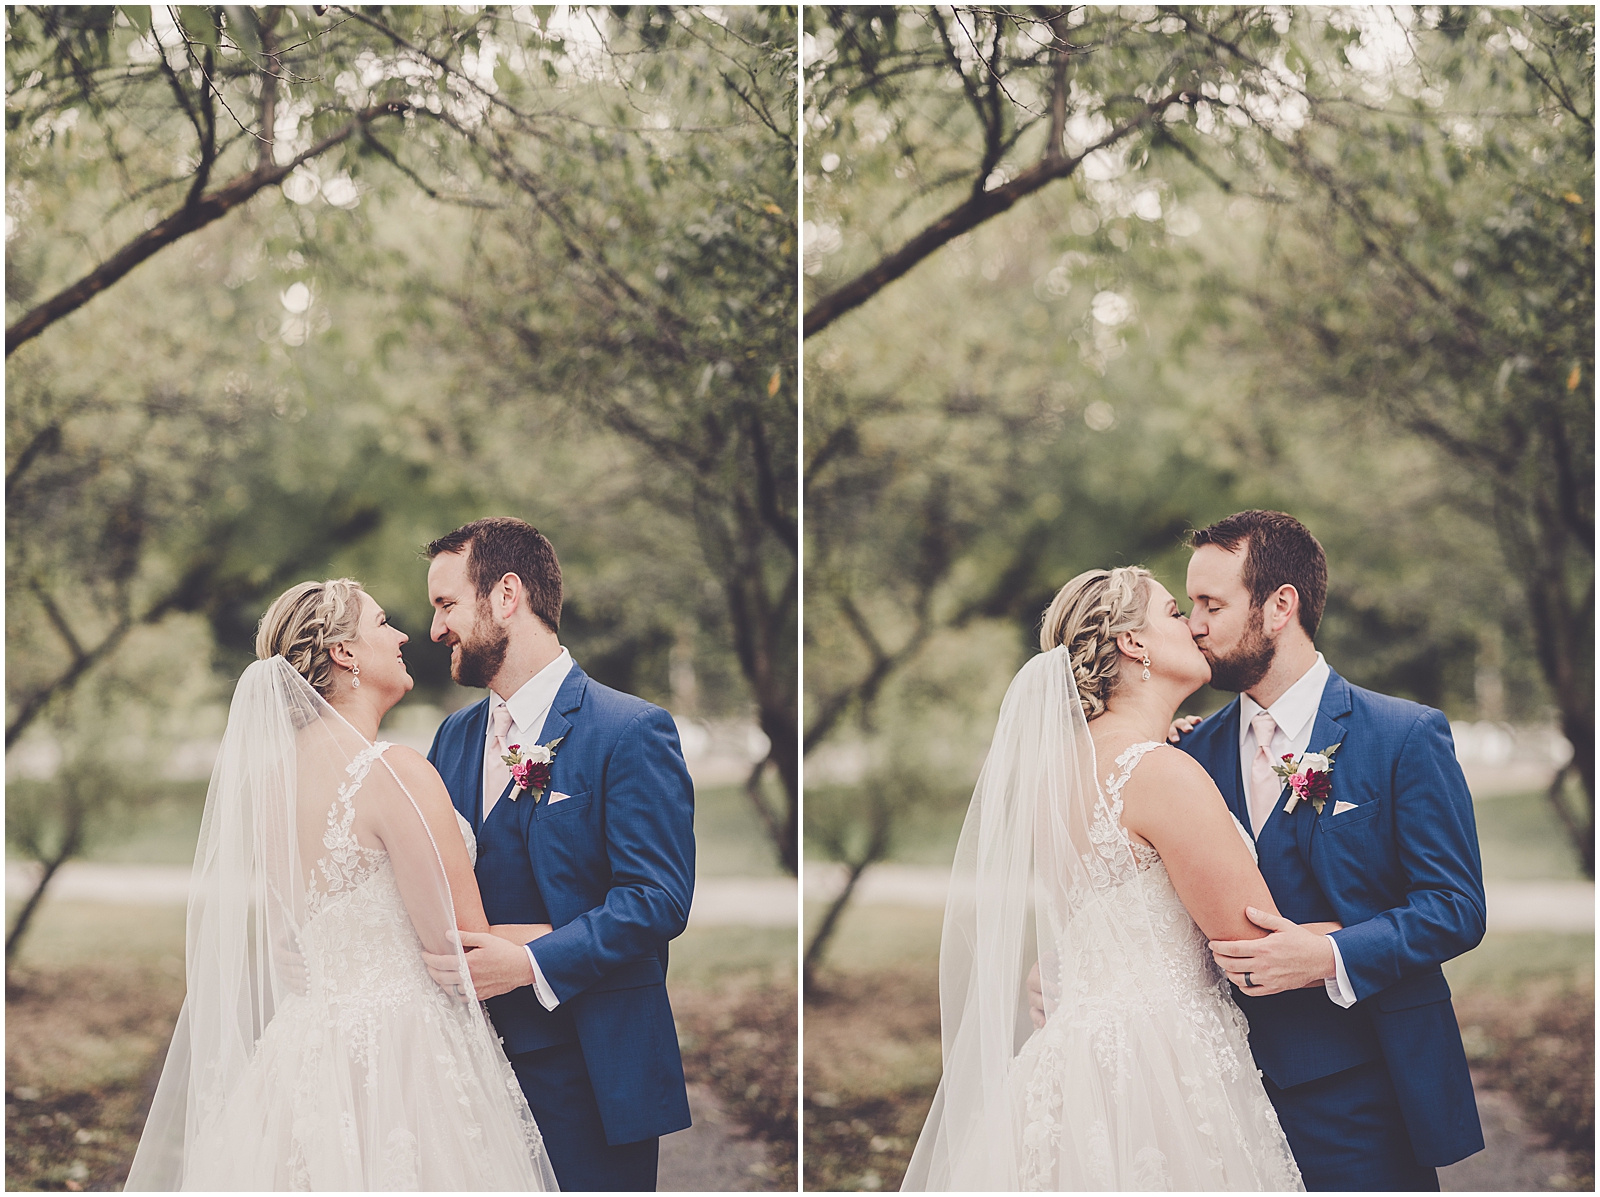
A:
[5,836,81,969]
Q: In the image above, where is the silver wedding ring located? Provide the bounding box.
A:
[454,983,465,997]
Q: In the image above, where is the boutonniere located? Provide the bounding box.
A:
[502,736,565,802]
[1274,743,1342,815]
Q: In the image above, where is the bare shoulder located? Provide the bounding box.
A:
[377,745,451,801]
[1121,743,1224,804]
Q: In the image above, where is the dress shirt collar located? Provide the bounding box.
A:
[1238,652,1330,749]
[491,647,572,742]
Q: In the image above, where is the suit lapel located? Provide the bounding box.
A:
[534,663,587,748]
[1297,669,1353,858]
[524,664,587,825]
[1199,698,1250,829]
[456,697,490,834]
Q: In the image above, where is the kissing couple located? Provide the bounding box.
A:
[126,517,695,1191]
[903,510,1486,1192]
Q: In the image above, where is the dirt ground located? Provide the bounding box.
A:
[802,963,1594,1192]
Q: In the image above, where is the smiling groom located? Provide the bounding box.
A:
[1178,510,1485,1191]
[422,517,694,1192]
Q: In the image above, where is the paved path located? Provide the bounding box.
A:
[803,863,1595,932]
[4,862,796,927]
[1440,1084,1577,1191]
[659,1082,778,1191]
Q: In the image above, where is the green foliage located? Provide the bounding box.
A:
[802,4,1595,931]
[6,9,800,870]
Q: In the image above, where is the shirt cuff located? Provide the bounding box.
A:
[1324,934,1357,1008]
[525,945,559,1011]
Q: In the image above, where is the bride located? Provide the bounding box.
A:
[125,578,558,1190]
[902,566,1310,1191]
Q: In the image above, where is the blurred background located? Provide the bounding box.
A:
[800,6,1591,1192]
[5,6,795,1190]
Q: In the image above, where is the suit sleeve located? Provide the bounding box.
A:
[1327,709,1487,1000]
[526,706,695,1002]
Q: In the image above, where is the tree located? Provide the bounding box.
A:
[803,5,1319,336]
[398,7,802,871]
[801,4,1595,971]
[1220,8,1594,869]
[7,7,802,946]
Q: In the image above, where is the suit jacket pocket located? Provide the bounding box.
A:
[534,787,592,821]
[1321,797,1381,829]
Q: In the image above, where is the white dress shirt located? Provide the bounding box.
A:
[484,647,572,1011]
[1237,653,1357,1008]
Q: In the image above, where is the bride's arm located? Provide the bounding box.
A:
[372,747,491,940]
[1118,746,1280,942]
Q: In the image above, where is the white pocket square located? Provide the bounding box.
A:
[547,791,571,805]
[1332,800,1359,816]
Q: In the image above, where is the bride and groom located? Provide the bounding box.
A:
[903,510,1486,1192]
[127,517,695,1190]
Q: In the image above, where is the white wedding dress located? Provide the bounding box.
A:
[126,658,557,1191]
[902,649,1302,1191]
[1004,742,1302,1190]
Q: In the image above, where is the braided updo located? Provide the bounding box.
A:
[1038,566,1155,721]
[255,578,367,698]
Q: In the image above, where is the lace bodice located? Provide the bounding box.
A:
[135,658,552,1192]
[1016,739,1301,1190]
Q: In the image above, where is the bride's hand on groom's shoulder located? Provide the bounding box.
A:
[1166,714,1204,744]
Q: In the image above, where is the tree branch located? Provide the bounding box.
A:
[6,100,409,356]
[803,91,1183,338]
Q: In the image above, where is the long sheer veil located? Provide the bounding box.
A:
[901,645,1157,1190]
[125,656,553,1190]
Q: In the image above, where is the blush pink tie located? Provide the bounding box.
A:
[485,704,514,822]
[1248,710,1282,837]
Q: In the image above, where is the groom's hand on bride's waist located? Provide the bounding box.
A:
[1208,907,1339,996]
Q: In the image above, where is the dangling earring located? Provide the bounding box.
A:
[351,661,361,689]
[1140,653,1151,682]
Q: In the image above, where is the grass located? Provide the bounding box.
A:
[807,783,1591,878]
[5,894,793,1192]
[1472,789,1589,882]
[8,778,784,878]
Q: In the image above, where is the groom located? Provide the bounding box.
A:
[420,517,694,1191]
[1178,510,1484,1191]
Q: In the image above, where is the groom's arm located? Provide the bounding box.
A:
[526,706,695,1003]
[1325,709,1487,1001]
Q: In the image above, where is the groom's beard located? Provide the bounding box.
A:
[1201,604,1276,693]
[451,605,510,689]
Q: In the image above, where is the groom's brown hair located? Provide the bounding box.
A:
[1188,510,1326,638]
[426,517,563,633]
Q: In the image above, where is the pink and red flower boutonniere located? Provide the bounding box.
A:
[1273,743,1342,815]
[501,736,565,803]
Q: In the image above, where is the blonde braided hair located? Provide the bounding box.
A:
[255,578,367,698]
[1038,566,1155,721]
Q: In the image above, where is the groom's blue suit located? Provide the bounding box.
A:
[428,660,694,1191]
[1180,668,1485,1191]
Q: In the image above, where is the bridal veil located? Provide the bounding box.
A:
[903,646,1179,1189]
[125,656,554,1190]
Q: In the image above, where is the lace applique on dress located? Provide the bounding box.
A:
[305,741,392,917]
[1013,739,1303,1191]
[1080,740,1166,887]
[181,740,551,1189]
